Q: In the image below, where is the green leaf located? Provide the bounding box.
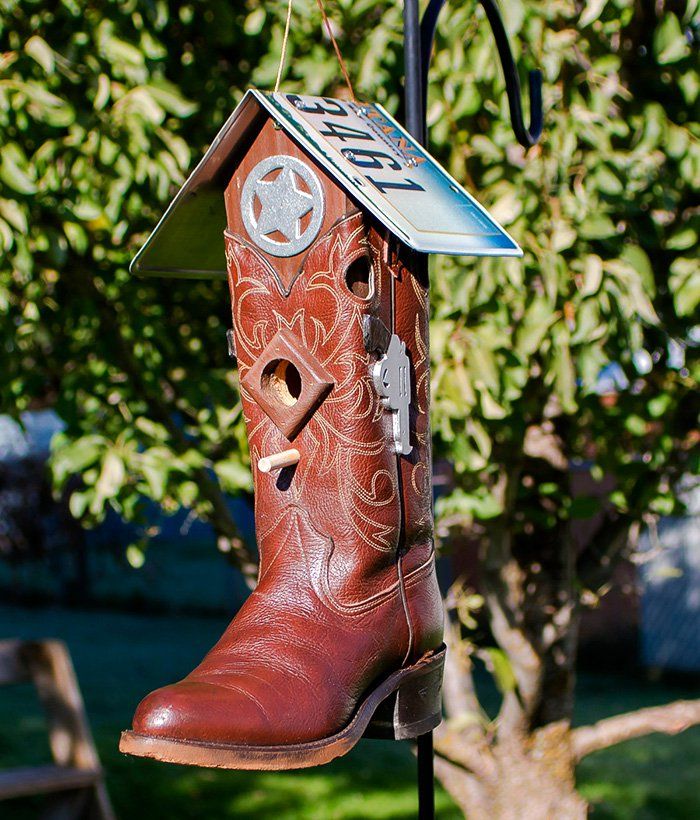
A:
[669,257,700,316]
[654,14,690,64]
[101,31,145,68]
[135,417,169,442]
[625,414,648,436]
[478,387,507,420]
[146,82,197,118]
[515,296,558,357]
[51,436,105,484]
[650,495,676,516]
[549,324,577,415]
[178,480,199,508]
[3,80,76,126]
[63,222,88,254]
[481,648,517,694]
[69,491,90,519]
[471,490,503,519]
[579,213,616,240]
[581,255,603,296]
[24,36,55,73]
[94,452,126,503]
[93,74,111,110]
[580,0,609,26]
[605,257,659,325]
[621,245,654,291]
[126,543,147,569]
[0,145,37,195]
[0,198,28,233]
[594,166,623,195]
[666,227,697,251]
[609,490,629,512]
[244,8,267,35]
[435,487,503,522]
[214,459,253,492]
[141,462,168,501]
[452,435,487,473]
[0,218,13,251]
[648,393,671,418]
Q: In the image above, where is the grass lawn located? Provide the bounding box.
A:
[0,603,698,818]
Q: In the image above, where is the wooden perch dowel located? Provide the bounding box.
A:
[258,449,300,473]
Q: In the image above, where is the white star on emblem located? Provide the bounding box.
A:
[254,166,314,242]
[241,155,325,257]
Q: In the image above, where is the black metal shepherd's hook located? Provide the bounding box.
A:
[403,2,542,818]
[403,0,543,148]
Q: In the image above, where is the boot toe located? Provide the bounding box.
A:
[132,680,274,745]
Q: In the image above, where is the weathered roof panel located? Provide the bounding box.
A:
[131,90,521,279]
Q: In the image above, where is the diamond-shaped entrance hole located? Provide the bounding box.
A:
[241,328,334,440]
[261,360,302,407]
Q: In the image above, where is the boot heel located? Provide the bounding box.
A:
[365,646,445,741]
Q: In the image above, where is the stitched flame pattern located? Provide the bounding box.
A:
[225,213,402,570]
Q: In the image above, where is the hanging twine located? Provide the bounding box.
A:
[315,0,355,100]
[274,0,294,92]
[273,0,356,100]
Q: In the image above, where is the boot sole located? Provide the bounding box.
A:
[119,644,445,770]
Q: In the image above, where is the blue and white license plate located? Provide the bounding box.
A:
[130,89,521,279]
[259,92,521,257]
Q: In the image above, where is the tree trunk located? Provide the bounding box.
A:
[436,723,588,819]
[434,511,700,818]
[435,503,588,818]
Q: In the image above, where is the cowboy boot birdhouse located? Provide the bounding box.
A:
[120,91,521,769]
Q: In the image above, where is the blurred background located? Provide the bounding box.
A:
[0,0,698,817]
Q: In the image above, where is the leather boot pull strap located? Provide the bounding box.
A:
[362,315,391,355]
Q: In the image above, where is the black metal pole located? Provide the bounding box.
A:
[401,5,542,819]
[408,0,543,150]
[402,8,434,820]
[417,732,435,820]
[404,5,432,818]
[403,0,424,144]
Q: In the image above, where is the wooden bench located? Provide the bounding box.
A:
[0,639,115,819]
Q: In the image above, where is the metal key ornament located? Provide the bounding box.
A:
[373,334,412,456]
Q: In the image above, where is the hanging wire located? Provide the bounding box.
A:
[274,0,295,93]
[315,0,356,100]
[274,0,355,99]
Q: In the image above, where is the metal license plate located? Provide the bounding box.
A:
[258,92,522,257]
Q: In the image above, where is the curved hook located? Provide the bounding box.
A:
[409,0,543,149]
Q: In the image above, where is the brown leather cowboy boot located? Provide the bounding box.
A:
[120,124,444,770]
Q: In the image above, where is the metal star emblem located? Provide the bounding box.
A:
[256,166,313,242]
[241,155,325,258]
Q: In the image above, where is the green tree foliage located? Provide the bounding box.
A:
[0,0,698,810]
[427,0,698,542]
[0,0,411,574]
[1,0,695,549]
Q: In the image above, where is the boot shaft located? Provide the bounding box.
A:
[222,119,441,656]
[224,225,433,564]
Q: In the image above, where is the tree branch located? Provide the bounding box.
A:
[571,699,700,762]
[576,514,633,592]
[434,725,496,781]
[441,599,484,722]
[433,754,490,819]
[82,271,259,587]
[482,551,542,734]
